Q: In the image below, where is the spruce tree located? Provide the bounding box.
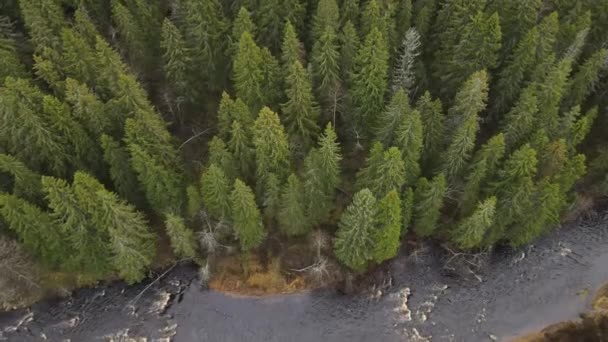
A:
[311,25,341,120]
[281,21,303,77]
[228,120,255,180]
[401,187,415,235]
[334,188,377,271]
[100,134,143,207]
[340,0,360,28]
[164,213,198,259]
[217,93,254,141]
[278,174,311,236]
[395,108,423,186]
[489,0,541,53]
[360,0,383,39]
[200,164,232,220]
[413,174,447,237]
[372,189,402,263]
[564,48,608,109]
[535,58,573,137]
[256,0,284,53]
[311,0,339,43]
[0,153,42,202]
[161,18,193,110]
[375,88,410,146]
[303,123,342,224]
[501,85,539,150]
[208,136,236,181]
[231,179,266,252]
[390,28,421,95]
[64,79,113,137]
[351,27,389,138]
[186,184,203,218]
[394,0,413,43]
[0,193,65,267]
[451,196,497,250]
[357,146,406,198]
[253,107,291,185]
[0,18,27,82]
[339,20,360,89]
[281,61,321,151]
[18,0,64,50]
[233,31,264,111]
[259,47,282,108]
[416,91,445,167]
[231,7,256,56]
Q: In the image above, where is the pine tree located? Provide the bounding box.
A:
[334,188,377,271]
[231,179,266,252]
[303,123,342,224]
[416,91,445,167]
[231,7,256,56]
[461,134,506,214]
[233,31,264,111]
[440,12,501,99]
[253,107,291,185]
[311,25,341,119]
[0,153,42,202]
[200,164,232,220]
[375,88,410,146]
[281,61,321,151]
[339,21,360,87]
[278,174,311,236]
[491,27,540,114]
[311,0,339,43]
[413,174,447,237]
[161,18,193,109]
[0,193,65,267]
[100,134,143,206]
[451,196,496,250]
[351,27,389,138]
[395,108,423,186]
[391,28,421,95]
[165,213,198,259]
[281,21,303,77]
[441,70,489,178]
[501,85,539,150]
[372,189,402,263]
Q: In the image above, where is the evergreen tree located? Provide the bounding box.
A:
[281,21,303,77]
[0,153,42,202]
[200,164,232,220]
[64,79,113,137]
[278,174,311,236]
[360,0,383,39]
[401,187,414,235]
[451,196,496,250]
[413,174,447,237]
[231,179,266,252]
[375,88,410,146]
[334,188,377,271]
[311,25,341,120]
[439,12,501,99]
[357,146,406,198]
[351,27,389,138]
[390,28,421,95]
[567,107,597,150]
[164,213,198,259]
[395,108,423,185]
[311,0,339,43]
[491,27,539,114]
[217,93,254,141]
[441,70,489,178]
[501,85,539,150]
[208,136,236,181]
[0,18,27,82]
[233,31,265,111]
[186,184,202,218]
[231,7,256,56]
[261,172,282,220]
[339,21,360,87]
[100,134,143,206]
[536,58,573,137]
[253,107,291,185]
[372,189,402,263]
[489,0,541,53]
[281,61,321,151]
[416,91,445,167]
[259,47,282,108]
[461,134,506,213]
[340,0,360,28]
[394,0,413,43]
[0,193,65,267]
[19,0,64,50]
[564,48,608,109]
[303,123,342,224]
[228,120,255,180]
[530,12,559,83]
[161,18,193,110]
[256,0,284,52]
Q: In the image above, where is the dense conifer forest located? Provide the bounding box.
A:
[0,0,608,304]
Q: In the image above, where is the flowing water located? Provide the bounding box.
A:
[2,212,608,342]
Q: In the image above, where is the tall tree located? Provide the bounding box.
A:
[451,196,497,250]
[160,18,193,111]
[372,189,402,263]
[501,85,539,150]
[281,21,303,77]
[413,174,447,237]
[334,188,377,271]
[311,0,339,43]
[278,174,311,236]
[253,107,291,186]
[100,135,144,207]
[231,179,266,252]
[233,31,265,111]
[311,25,341,121]
[395,108,423,186]
[164,213,198,259]
[356,145,406,198]
[339,21,360,87]
[0,153,42,202]
[200,164,232,221]
[563,48,608,109]
[416,91,445,168]
[228,120,255,180]
[375,88,410,146]
[390,28,421,95]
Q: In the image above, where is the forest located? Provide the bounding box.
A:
[0,0,607,305]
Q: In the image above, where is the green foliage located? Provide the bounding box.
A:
[161,18,193,108]
[231,179,266,252]
[0,18,27,82]
[208,136,236,181]
[339,21,360,87]
[233,31,264,111]
[228,121,255,180]
[372,189,402,263]
[232,7,256,54]
[19,0,64,50]
[311,0,339,43]
[356,144,406,198]
[416,91,444,167]
[395,108,423,186]
[100,135,143,206]
[413,174,447,237]
[165,213,198,259]
[311,25,341,118]
[391,28,421,95]
[401,187,414,235]
[351,27,389,138]
[186,184,202,218]
[334,188,377,271]
[0,154,42,202]
[281,21,303,76]
[451,196,496,250]
[501,85,539,150]
[281,61,321,151]
[564,48,608,108]
[278,174,311,236]
[375,88,410,146]
[200,164,232,220]
[253,107,291,185]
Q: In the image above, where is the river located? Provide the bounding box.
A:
[1,212,607,342]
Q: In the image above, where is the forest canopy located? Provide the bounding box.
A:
[0,0,607,291]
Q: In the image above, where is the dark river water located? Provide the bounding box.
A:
[1,212,608,342]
